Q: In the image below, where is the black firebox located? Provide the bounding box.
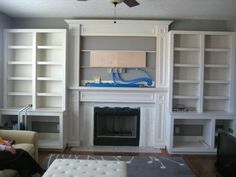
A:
[94,107,140,146]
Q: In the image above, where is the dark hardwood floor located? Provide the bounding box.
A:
[183,155,216,177]
[38,148,217,177]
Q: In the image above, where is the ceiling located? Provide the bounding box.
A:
[0,0,235,20]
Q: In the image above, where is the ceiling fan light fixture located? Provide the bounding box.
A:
[108,0,124,4]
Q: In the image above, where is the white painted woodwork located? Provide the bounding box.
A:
[168,31,236,154]
[90,51,146,68]
[3,29,66,110]
[67,91,80,147]
[66,20,172,148]
[66,20,172,88]
[67,89,167,148]
[66,20,172,37]
[80,91,155,103]
[76,91,166,148]
[1,29,67,149]
[170,31,235,113]
[154,93,167,147]
[168,112,236,154]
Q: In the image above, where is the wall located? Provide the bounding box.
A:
[11,18,231,31]
[170,19,230,31]
[12,18,67,28]
[0,12,13,107]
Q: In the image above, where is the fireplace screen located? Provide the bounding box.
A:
[94,107,140,146]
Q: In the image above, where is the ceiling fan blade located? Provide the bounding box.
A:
[123,0,139,7]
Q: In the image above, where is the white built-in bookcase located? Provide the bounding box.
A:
[168,31,236,154]
[1,29,67,150]
[4,29,66,110]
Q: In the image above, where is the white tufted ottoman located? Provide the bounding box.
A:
[42,159,127,177]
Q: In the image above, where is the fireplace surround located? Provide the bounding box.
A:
[94,107,140,146]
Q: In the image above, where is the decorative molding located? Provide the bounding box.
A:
[80,91,156,103]
[65,20,172,37]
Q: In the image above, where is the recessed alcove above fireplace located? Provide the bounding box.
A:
[94,107,140,146]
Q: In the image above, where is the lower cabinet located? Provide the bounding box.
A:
[0,109,67,150]
[168,113,236,154]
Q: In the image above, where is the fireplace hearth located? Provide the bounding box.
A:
[94,107,140,146]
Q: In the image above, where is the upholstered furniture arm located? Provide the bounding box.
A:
[0,130,38,161]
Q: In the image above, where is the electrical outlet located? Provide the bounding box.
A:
[175,127,180,134]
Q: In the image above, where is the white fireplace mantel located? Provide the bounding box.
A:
[68,90,168,148]
[66,19,172,149]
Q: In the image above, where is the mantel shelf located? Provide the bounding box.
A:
[69,86,167,92]
[81,49,156,53]
[80,66,148,69]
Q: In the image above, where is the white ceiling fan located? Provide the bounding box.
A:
[77,0,140,8]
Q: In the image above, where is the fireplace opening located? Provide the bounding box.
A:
[94,107,140,146]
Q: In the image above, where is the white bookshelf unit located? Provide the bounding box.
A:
[168,31,236,154]
[1,29,67,149]
[4,29,66,110]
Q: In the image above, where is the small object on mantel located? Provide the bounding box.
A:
[92,76,101,83]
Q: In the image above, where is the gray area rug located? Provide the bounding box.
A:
[70,146,161,153]
[42,154,195,177]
